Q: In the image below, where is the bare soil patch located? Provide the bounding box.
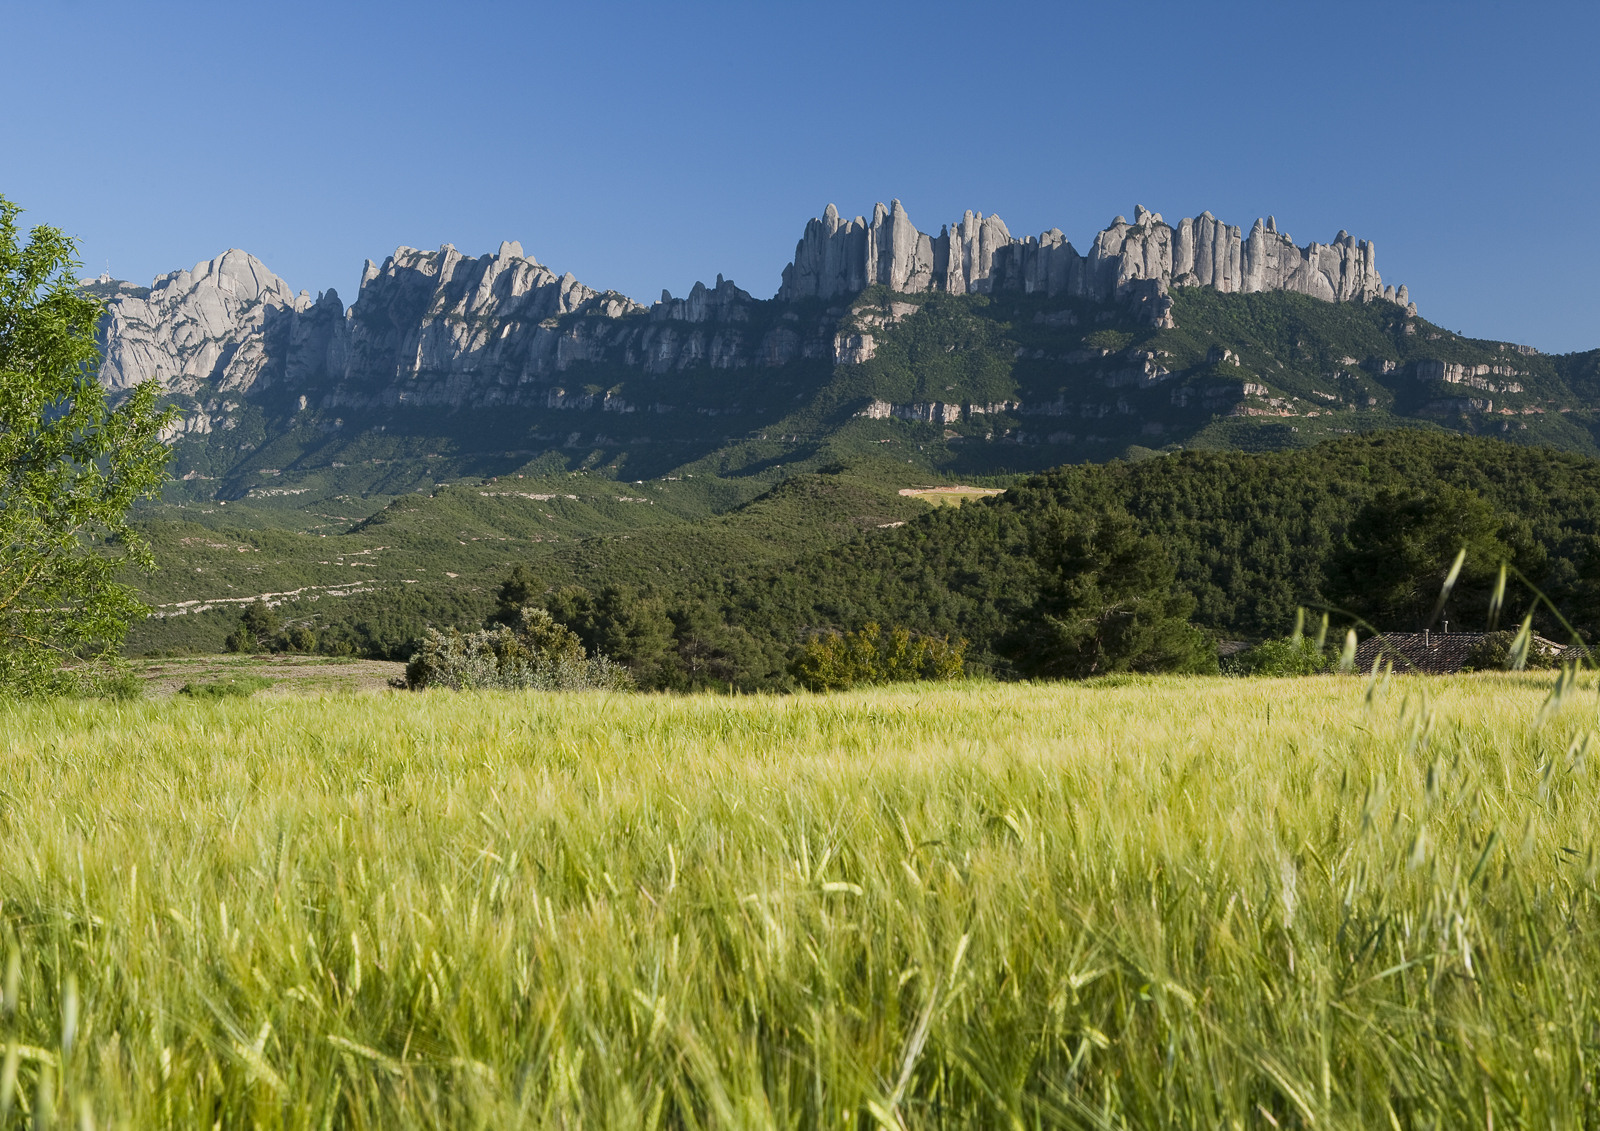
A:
[897,485,1006,507]
[136,654,407,697]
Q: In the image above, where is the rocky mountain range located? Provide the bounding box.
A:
[92,200,1411,437]
[93,198,1600,664]
[85,195,1600,513]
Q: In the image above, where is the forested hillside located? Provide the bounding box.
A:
[687,433,1600,683]
[132,432,1600,689]
[125,464,931,660]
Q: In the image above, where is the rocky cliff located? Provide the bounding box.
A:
[779,200,1405,325]
[95,242,793,427]
[94,249,348,438]
[92,199,1415,439]
[776,201,1016,301]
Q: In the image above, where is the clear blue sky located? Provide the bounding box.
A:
[3,0,1595,351]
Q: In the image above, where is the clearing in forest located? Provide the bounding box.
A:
[897,484,1006,506]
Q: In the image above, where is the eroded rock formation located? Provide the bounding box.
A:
[91,198,1414,432]
[781,200,1402,322]
[97,249,339,398]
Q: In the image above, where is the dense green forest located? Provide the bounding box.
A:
[679,432,1600,685]
[138,432,1600,689]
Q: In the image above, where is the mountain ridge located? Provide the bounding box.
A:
[80,198,1597,524]
[91,199,1418,419]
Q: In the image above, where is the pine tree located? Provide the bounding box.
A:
[1011,506,1215,678]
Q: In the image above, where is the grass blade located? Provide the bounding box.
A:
[1510,614,1533,671]
[1488,561,1508,630]
[1427,548,1468,628]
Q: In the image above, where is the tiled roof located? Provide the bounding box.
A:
[1352,631,1564,674]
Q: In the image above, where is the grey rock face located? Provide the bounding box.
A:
[100,232,862,421]
[654,276,753,323]
[1239,218,1381,302]
[1170,211,1242,292]
[777,199,939,301]
[780,200,1406,323]
[936,210,1013,295]
[859,399,1016,423]
[97,249,323,396]
[338,241,645,395]
[987,226,1088,297]
[834,333,876,365]
[95,199,1410,431]
[95,249,351,437]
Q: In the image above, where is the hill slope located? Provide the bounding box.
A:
[131,433,1600,693]
[683,433,1600,679]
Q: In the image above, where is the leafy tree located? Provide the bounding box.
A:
[0,197,172,693]
[1327,486,1532,631]
[225,600,282,653]
[1009,506,1215,678]
[668,600,775,691]
[1465,630,1562,671]
[791,622,966,691]
[544,585,596,640]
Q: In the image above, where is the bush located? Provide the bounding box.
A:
[1467,630,1564,671]
[178,675,274,700]
[97,670,146,700]
[791,622,966,692]
[404,607,635,691]
[1228,636,1329,677]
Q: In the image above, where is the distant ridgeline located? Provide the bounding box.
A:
[85,198,1599,511]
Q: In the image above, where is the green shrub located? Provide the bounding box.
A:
[97,670,146,700]
[1228,636,1329,677]
[178,675,274,700]
[404,607,635,691]
[791,622,965,692]
[1467,630,1563,670]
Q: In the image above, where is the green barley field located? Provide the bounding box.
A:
[1,676,1597,1128]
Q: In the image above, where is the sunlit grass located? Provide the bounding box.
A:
[0,674,1596,1127]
